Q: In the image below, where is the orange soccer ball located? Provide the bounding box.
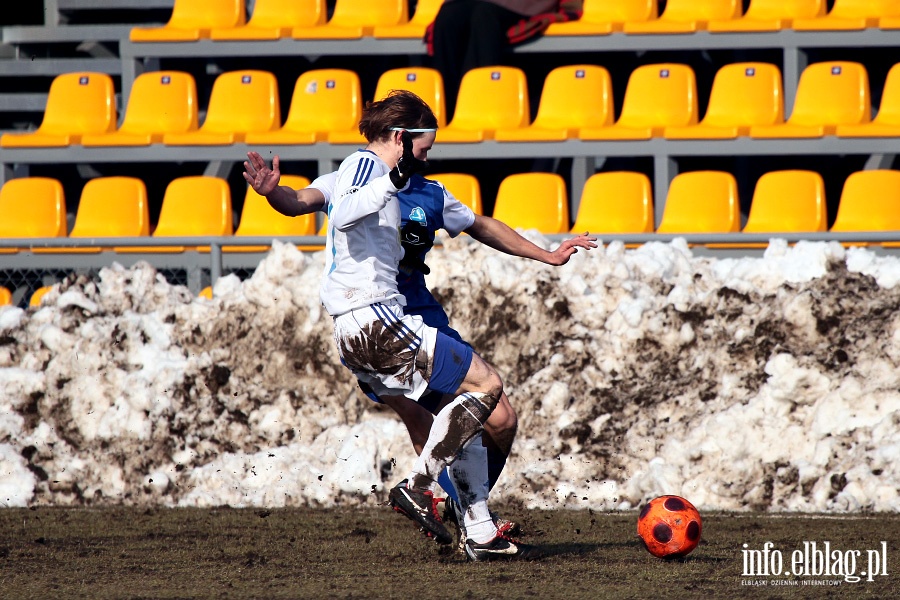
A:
[637,495,702,558]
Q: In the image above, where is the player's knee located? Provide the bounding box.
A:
[486,398,517,435]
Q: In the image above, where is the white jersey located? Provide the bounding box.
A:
[309,170,475,236]
[320,150,406,316]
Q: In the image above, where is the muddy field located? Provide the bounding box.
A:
[1,506,898,599]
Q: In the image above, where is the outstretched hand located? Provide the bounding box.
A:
[547,232,598,266]
[390,130,429,188]
[243,151,281,196]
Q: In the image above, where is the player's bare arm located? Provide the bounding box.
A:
[243,152,326,217]
[465,214,597,266]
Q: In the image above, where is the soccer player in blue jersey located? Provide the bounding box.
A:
[244,116,595,560]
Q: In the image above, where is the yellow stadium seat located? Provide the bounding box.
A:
[570,172,654,234]
[35,176,149,254]
[292,0,407,39]
[580,64,697,140]
[495,65,613,142]
[225,175,316,252]
[656,171,740,234]
[546,0,657,35]
[837,63,900,137]
[665,62,783,139]
[82,71,198,147]
[329,67,446,145]
[0,73,115,148]
[881,16,900,28]
[429,173,482,215]
[130,0,245,41]
[831,170,900,234]
[743,170,827,233]
[437,67,529,143]
[118,176,232,253]
[164,70,280,145]
[199,286,214,300]
[30,286,54,308]
[210,0,325,40]
[374,67,447,128]
[623,0,741,33]
[0,286,11,306]
[492,173,569,234]
[750,62,870,138]
[0,177,66,253]
[708,0,824,31]
[247,69,361,145]
[373,0,441,38]
[792,0,900,30]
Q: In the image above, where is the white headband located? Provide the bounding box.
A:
[389,127,437,132]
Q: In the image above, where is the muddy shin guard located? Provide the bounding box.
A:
[409,392,497,490]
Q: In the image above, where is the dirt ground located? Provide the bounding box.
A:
[0,505,897,599]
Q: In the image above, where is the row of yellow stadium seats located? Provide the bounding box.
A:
[129,0,900,43]
[3,168,900,252]
[0,285,51,308]
[490,169,900,240]
[5,58,900,149]
[0,172,481,253]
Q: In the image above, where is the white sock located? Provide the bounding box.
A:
[408,392,490,490]
[450,435,497,544]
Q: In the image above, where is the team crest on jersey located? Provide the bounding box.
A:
[409,206,427,224]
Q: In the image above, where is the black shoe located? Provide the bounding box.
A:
[465,534,544,562]
[389,481,453,545]
[443,497,467,554]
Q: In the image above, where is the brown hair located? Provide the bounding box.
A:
[358,90,438,143]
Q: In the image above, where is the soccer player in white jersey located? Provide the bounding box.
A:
[244,152,597,558]
[305,90,539,560]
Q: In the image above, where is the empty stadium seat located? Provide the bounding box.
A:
[30,286,54,308]
[0,178,66,253]
[373,0,441,38]
[0,286,11,306]
[495,65,614,142]
[545,0,658,35]
[707,0,824,31]
[492,173,569,234]
[164,70,280,145]
[81,71,198,147]
[328,67,446,145]
[0,73,115,148]
[225,175,316,252]
[742,170,827,233]
[750,62,870,138]
[35,176,150,254]
[374,67,447,128]
[665,62,783,139]
[209,0,325,40]
[199,286,214,300]
[246,69,361,145]
[623,0,741,33]
[837,62,900,137]
[580,64,697,140]
[292,0,407,39]
[130,0,245,41]
[429,173,482,215]
[437,67,529,143]
[570,172,654,234]
[792,0,900,30]
[830,170,900,233]
[118,176,233,253]
[656,171,740,234]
